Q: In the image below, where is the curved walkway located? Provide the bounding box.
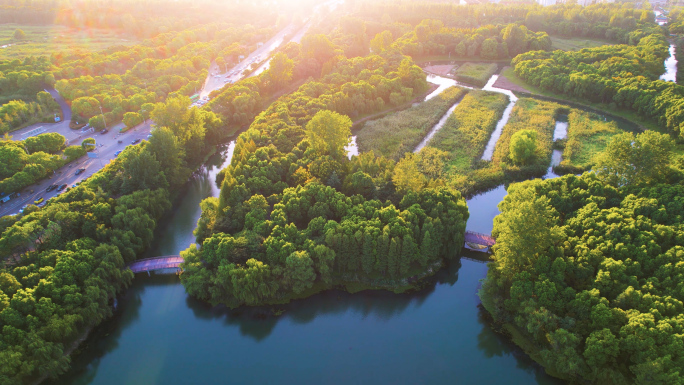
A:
[128,256,183,273]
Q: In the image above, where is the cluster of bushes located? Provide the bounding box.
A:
[0,133,86,194]
[0,95,220,383]
[480,132,684,383]
[356,86,467,160]
[513,32,684,139]
[453,62,498,87]
[426,90,508,173]
[0,56,55,105]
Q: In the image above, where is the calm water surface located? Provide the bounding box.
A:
[660,44,678,83]
[49,141,563,385]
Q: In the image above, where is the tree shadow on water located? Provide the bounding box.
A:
[476,305,565,385]
[184,258,464,343]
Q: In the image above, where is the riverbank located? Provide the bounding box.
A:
[498,67,655,132]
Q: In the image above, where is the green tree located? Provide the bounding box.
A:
[81,137,96,152]
[594,131,674,187]
[393,153,425,193]
[492,183,559,273]
[267,52,294,89]
[123,112,143,129]
[370,30,393,53]
[285,251,315,294]
[509,129,537,165]
[13,29,26,40]
[480,38,499,59]
[305,110,352,161]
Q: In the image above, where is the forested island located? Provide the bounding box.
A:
[0,0,683,384]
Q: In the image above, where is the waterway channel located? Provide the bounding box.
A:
[660,44,678,83]
[48,126,564,385]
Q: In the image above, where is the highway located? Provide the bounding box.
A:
[200,23,297,99]
[200,0,344,97]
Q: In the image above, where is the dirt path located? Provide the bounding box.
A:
[423,64,456,77]
[491,67,529,93]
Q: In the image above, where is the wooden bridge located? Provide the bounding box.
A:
[464,231,495,253]
[128,256,183,273]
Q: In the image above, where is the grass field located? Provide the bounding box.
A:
[428,90,508,173]
[453,62,498,87]
[356,86,467,160]
[0,24,137,59]
[550,36,612,51]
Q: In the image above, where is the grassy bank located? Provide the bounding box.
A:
[556,110,621,173]
[490,98,561,175]
[500,67,657,131]
[356,86,467,160]
[453,62,498,87]
[429,90,509,173]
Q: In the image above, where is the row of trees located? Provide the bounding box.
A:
[513,31,684,139]
[53,23,273,131]
[0,133,86,194]
[0,92,221,383]
[390,20,552,59]
[480,131,684,384]
[357,2,652,43]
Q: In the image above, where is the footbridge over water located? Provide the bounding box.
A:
[128,232,494,273]
[464,231,495,253]
[128,256,183,273]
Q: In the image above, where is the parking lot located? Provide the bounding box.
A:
[0,119,153,217]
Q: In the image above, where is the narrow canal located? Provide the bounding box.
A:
[660,44,678,83]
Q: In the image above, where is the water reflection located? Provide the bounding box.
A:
[660,44,678,83]
[346,135,359,159]
[48,255,561,385]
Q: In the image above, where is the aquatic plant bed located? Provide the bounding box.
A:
[453,63,498,87]
[557,110,621,173]
[428,90,508,173]
[356,86,467,160]
[490,98,561,174]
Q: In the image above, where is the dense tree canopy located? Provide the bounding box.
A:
[482,170,684,384]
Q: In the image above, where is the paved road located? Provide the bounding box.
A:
[200,0,343,99]
[200,23,297,99]
[0,117,152,218]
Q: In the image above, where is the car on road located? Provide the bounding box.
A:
[34,197,44,205]
[132,138,141,144]
[75,168,86,175]
[118,140,123,144]
[46,184,58,192]
[101,129,108,134]
[57,184,67,191]
[115,150,122,157]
